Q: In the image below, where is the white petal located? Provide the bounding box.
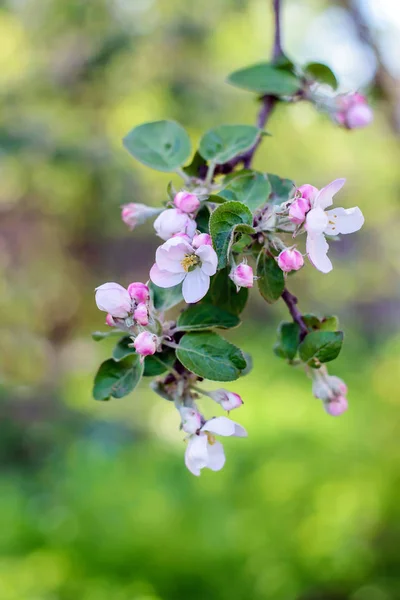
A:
[206,441,226,472]
[306,234,333,274]
[185,434,208,476]
[155,238,191,273]
[314,178,346,210]
[305,207,329,235]
[149,264,185,288]
[182,269,210,303]
[195,245,218,276]
[203,416,246,438]
[325,207,364,235]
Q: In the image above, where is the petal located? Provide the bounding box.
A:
[195,245,218,276]
[206,441,226,472]
[185,434,208,476]
[306,234,333,274]
[325,207,364,235]
[305,207,329,235]
[314,178,346,210]
[203,416,247,438]
[155,238,191,273]
[182,269,210,303]
[149,264,185,288]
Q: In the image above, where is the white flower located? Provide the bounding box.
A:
[153,208,196,241]
[95,282,132,318]
[184,416,247,476]
[149,236,218,303]
[304,178,364,273]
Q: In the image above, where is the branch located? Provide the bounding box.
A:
[281,289,308,341]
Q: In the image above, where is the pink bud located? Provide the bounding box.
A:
[180,406,202,434]
[105,314,116,327]
[133,331,157,357]
[95,282,132,318]
[121,203,159,230]
[346,103,373,129]
[277,249,304,273]
[209,389,243,411]
[229,262,254,289]
[288,197,310,224]
[297,184,318,202]
[328,376,348,396]
[172,232,192,242]
[133,302,149,326]
[324,395,348,416]
[154,208,196,241]
[174,191,200,214]
[192,233,212,249]
[127,282,149,303]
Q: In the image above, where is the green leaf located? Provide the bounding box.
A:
[177,304,240,332]
[267,173,295,204]
[209,201,253,269]
[195,205,211,234]
[274,322,300,360]
[112,337,135,361]
[227,62,300,96]
[91,330,124,341]
[143,350,176,377]
[183,150,207,177]
[302,314,339,332]
[93,355,143,401]
[199,125,261,164]
[123,120,191,172]
[220,170,271,212]
[256,251,285,303]
[206,268,249,316]
[304,62,338,90]
[149,281,183,311]
[176,331,246,381]
[299,331,344,367]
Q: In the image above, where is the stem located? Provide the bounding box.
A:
[272,0,283,60]
[175,167,191,183]
[281,288,308,341]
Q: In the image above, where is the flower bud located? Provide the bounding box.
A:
[335,93,373,130]
[312,378,331,402]
[288,197,310,224]
[133,302,149,326]
[127,282,150,303]
[297,184,318,202]
[328,375,347,396]
[324,395,348,417]
[192,233,212,249]
[277,248,304,273]
[121,203,160,230]
[154,208,196,241]
[209,389,243,411]
[229,262,254,289]
[105,313,116,327]
[179,406,202,434]
[174,191,200,214]
[95,282,132,318]
[133,331,157,357]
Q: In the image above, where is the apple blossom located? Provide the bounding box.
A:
[277,248,304,273]
[208,389,243,411]
[179,406,203,434]
[95,282,132,318]
[184,416,247,476]
[229,262,254,290]
[149,236,217,303]
[302,178,364,273]
[312,372,348,417]
[335,93,373,130]
[154,208,197,241]
[133,302,149,326]
[192,233,212,248]
[121,203,161,230]
[127,282,149,303]
[288,196,310,224]
[133,331,158,358]
[174,191,200,214]
[105,314,116,327]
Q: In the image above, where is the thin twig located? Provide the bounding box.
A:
[281,288,308,340]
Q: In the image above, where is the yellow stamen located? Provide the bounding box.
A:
[181,254,199,272]
[206,433,216,445]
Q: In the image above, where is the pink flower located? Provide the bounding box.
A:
[154,208,196,241]
[121,203,160,230]
[184,416,247,476]
[133,303,149,326]
[277,248,304,273]
[127,282,149,303]
[149,236,217,303]
[192,233,212,249]
[209,389,243,411]
[179,407,202,434]
[336,93,373,130]
[229,262,254,290]
[105,314,116,327]
[303,178,364,273]
[174,191,200,214]
[133,331,157,358]
[95,282,132,318]
[312,373,349,417]
[288,196,311,224]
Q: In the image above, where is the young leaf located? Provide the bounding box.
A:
[227,62,300,96]
[209,201,253,269]
[149,281,183,311]
[299,331,344,367]
[304,62,338,90]
[183,150,207,177]
[177,304,240,331]
[195,205,211,234]
[176,331,246,381]
[112,337,135,361]
[256,251,285,303]
[92,330,124,342]
[206,268,249,316]
[219,170,271,212]
[143,350,176,377]
[93,355,143,401]
[274,322,300,360]
[267,173,295,204]
[302,314,339,332]
[123,120,191,172]
[199,125,261,164]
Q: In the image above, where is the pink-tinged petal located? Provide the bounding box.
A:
[325,207,364,235]
[206,440,226,472]
[306,234,333,274]
[305,207,329,236]
[185,434,208,476]
[149,264,185,288]
[297,184,318,203]
[155,237,192,273]
[314,178,346,210]
[182,269,210,303]
[195,245,218,276]
[95,282,132,318]
[203,416,247,438]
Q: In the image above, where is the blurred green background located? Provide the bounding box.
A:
[1,0,399,598]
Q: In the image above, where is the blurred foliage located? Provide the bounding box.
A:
[0,0,399,598]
